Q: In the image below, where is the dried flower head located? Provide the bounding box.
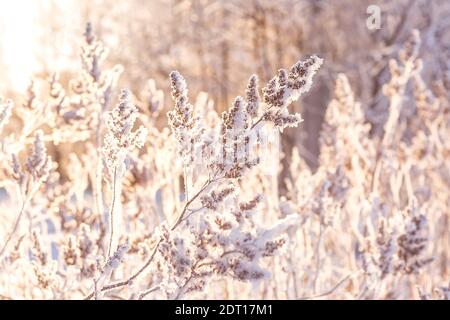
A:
[103,89,148,178]
[261,55,323,131]
[245,75,260,119]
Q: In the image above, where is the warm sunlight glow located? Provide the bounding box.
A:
[0,0,448,303]
[0,1,39,91]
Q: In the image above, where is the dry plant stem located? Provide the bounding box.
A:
[84,56,323,299]
[174,274,194,300]
[292,269,299,298]
[299,274,352,300]
[93,279,99,300]
[138,285,160,300]
[85,238,161,299]
[174,260,203,300]
[85,175,216,299]
[403,163,414,201]
[93,116,105,225]
[107,167,118,258]
[12,121,39,154]
[357,284,370,300]
[94,149,104,225]
[251,117,265,130]
[95,115,105,221]
[171,176,214,231]
[87,113,275,298]
[382,95,402,148]
[0,195,29,259]
[371,95,402,193]
[175,251,248,299]
[250,106,273,130]
[180,206,204,224]
[312,221,324,293]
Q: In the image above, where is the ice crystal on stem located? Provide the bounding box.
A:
[0,130,53,259]
[11,130,53,198]
[95,243,129,299]
[103,89,147,257]
[103,89,148,179]
[167,71,200,166]
[0,11,448,300]
[396,200,433,274]
[245,75,260,119]
[157,56,322,299]
[260,55,323,131]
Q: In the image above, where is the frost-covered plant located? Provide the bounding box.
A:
[150,55,322,298]
[0,130,53,258]
[259,56,323,132]
[0,19,448,301]
[102,88,147,257]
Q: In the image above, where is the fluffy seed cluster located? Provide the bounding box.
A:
[261,55,323,131]
[167,71,200,165]
[11,130,53,197]
[1,20,448,301]
[245,75,260,119]
[159,55,322,298]
[103,89,148,179]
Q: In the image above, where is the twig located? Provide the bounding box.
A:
[93,279,99,300]
[0,195,29,259]
[85,238,161,300]
[312,220,324,293]
[250,107,273,130]
[171,175,215,231]
[85,174,216,300]
[299,274,352,300]
[138,286,160,300]
[107,167,118,258]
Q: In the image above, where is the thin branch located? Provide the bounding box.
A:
[312,220,325,293]
[0,195,29,259]
[171,175,215,231]
[299,274,352,300]
[250,107,273,130]
[93,279,99,300]
[138,285,160,300]
[85,238,161,300]
[85,173,217,300]
[107,167,118,258]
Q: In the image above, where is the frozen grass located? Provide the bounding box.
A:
[0,22,449,300]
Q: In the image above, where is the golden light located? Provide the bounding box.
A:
[0,1,40,92]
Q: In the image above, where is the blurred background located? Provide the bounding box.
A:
[1,0,449,175]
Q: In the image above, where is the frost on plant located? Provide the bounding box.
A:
[0,3,449,301]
